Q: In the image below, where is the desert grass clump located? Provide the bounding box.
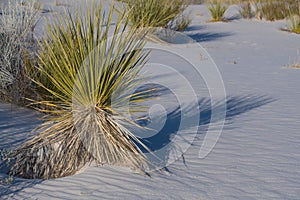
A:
[168,13,192,31]
[256,0,286,21]
[7,3,153,179]
[122,0,190,30]
[208,0,228,22]
[284,1,300,34]
[0,0,40,103]
[286,14,300,34]
[254,0,300,21]
[239,0,254,18]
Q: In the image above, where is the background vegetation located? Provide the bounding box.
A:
[208,0,228,21]
[0,0,40,104]
[121,0,191,31]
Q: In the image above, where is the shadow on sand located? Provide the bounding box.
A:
[0,177,43,198]
[133,93,274,168]
[0,104,43,197]
[187,31,234,42]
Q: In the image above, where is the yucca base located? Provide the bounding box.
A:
[8,109,149,179]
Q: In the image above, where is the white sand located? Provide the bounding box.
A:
[1,2,300,199]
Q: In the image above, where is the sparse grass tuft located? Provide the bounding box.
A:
[254,0,300,21]
[122,0,189,30]
[256,0,286,21]
[168,13,192,31]
[286,14,300,34]
[239,0,254,18]
[208,0,228,22]
[285,1,300,34]
[6,2,153,179]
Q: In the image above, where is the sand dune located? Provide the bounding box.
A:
[1,2,300,199]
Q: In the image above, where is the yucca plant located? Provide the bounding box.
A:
[208,0,228,22]
[0,0,40,103]
[7,2,153,179]
[122,0,189,29]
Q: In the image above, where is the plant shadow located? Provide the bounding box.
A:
[0,103,41,149]
[131,90,274,169]
[0,176,43,198]
[187,31,233,42]
[185,25,207,32]
[150,28,234,44]
[226,14,242,21]
[0,103,43,197]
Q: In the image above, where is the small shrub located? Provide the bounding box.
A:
[239,0,254,18]
[286,1,300,34]
[0,0,40,103]
[122,0,188,29]
[7,2,152,179]
[168,13,192,31]
[208,0,228,22]
[286,14,300,34]
[256,0,285,21]
[255,0,300,21]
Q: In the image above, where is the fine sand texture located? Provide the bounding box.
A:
[1,1,300,199]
